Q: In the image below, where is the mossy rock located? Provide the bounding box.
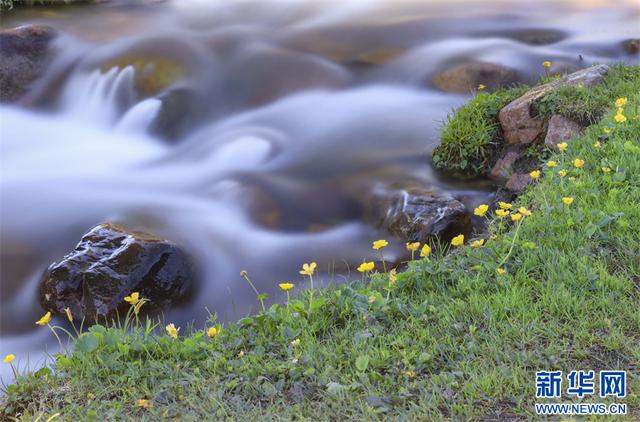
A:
[100,55,184,97]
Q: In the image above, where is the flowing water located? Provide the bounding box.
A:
[1,0,638,381]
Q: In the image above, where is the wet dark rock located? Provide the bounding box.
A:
[432,62,519,93]
[39,224,194,323]
[0,25,56,102]
[489,145,526,181]
[499,64,608,145]
[544,114,584,150]
[365,183,470,243]
[622,39,640,54]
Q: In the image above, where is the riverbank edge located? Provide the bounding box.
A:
[3,64,639,420]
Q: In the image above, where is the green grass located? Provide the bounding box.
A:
[432,86,527,178]
[3,67,640,421]
[536,65,640,126]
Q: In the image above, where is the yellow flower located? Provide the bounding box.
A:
[557,142,568,152]
[562,197,574,205]
[573,158,584,168]
[542,61,551,68]
[124,292,140,305]
[511,213,522,222]
[546,160,557,168]
[450,234,464,247]
[406,242,420,252]
[3,354,15,364]
[290,338,301,347]
[207,326,220,338]
[558,169,568,177]
[136,399,151,409]
[165,323,179,339]
[518,207,532,216]
[372,239,388,250]
[299,262,317,276]
[615,97,627,108]
[593,141,601,148]
[614,113,627,123]
[36,311,51,326]
[495,209,510,218]
[477,84,485,90]
[470,239,485,248]
[529,170,541,180]
[603,127,610,134]
[498,202,512,210]
[357,262,375,273]
[368,295,376,304]
[601,167,611,174]
[279,282,295,291]
[64,307,73,323]
[404,370,416,379]
[420,244,431,257]
[474,204,489,217]
[496,267,506,275]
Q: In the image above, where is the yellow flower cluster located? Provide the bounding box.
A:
[614,99,628,123]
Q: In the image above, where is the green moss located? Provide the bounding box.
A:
[4,66,640,421]
[432,86,527,178]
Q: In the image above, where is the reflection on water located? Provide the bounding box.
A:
[0,0,638,381]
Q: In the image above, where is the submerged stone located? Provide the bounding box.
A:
[0,25,57,102]
[432,62,519,93]
[39,224,194,323]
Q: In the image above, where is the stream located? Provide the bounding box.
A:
[1,0,638,382]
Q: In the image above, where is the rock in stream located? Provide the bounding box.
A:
[365,183,470,244]
[0,25,57,102]
[39,224,194,323]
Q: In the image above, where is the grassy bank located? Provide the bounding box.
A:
[3,66,639,420]
[432,64,640,178]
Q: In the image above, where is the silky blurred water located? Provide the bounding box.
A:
[0,0,638,382]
